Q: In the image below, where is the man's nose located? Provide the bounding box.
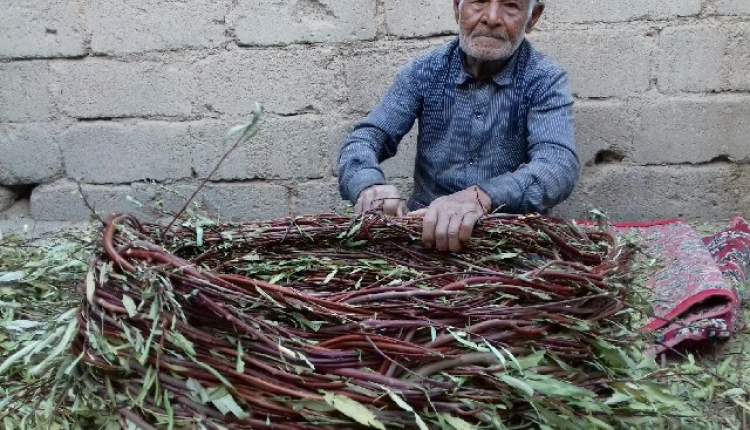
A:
[483,2,503,27]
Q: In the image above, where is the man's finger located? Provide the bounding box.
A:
[396,202,407,217]
[421,208,438,249]
[434,211,451,252]
[382,197,401,217]
[459,210,482,244]
[408,208,428,217]
[447,213,464,252]
[354,195,366,214]
[359,189,373,213]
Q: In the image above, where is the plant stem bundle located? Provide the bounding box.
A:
[3,212,697,429]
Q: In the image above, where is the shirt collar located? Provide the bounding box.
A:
[450,39,523,87]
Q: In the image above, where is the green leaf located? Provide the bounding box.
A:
[479,252,519,263]
[439,413,477,430]
[594,339,635,371]
[0,338,41,375]
[85,269,96,305]
[193,359,235,390]
[2,320,43,331]
[386,389,429,430]
[323,268,338,284]
[586,416,615,430]
[500,374,534,397]
[604,392,631,406]
[0,271,24,283]
[484,339,507,368]
[722,388,747,398]
[449,329,487,352]
[164,390,175,430]
[501,346,524,373]
[236,339,245,373]
[212,393,249,419]
[516,350,546,369]
[186,378,210,403]
[168,331,196,356]
[323,392,386,430]
[525,374,595,398]
[122,294,138,318]
[30,315,79,376]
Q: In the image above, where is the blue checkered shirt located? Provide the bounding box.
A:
[338,38,579,213]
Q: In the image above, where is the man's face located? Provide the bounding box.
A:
[454,0,538,61]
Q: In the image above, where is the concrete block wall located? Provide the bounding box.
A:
[1,0,748,224]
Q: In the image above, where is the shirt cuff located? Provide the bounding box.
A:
[342,168,387,204]
[477,175,523,213]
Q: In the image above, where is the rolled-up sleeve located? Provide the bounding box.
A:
[338,62,423,204]
[478,69,579,213]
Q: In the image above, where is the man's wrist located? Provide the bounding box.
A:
[345,169,387,204]
[471,185,492,214]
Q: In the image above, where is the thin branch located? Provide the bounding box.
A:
[162,103,264,238]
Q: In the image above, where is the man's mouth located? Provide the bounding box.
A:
[474,34,507,41]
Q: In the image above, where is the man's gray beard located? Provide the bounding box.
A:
[458,30,525,62]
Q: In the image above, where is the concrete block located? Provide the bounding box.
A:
[716,0,750,15]
[52,59,194,118]
[61,121,193,184]
[0,0,84,58]
[203,182,290,222]
[31,180,152,221]
[724,24,750,91]
[291,179,350,215]
[0,200,34,240]
[0,123,63,185]
[543,0,701,23]
[196,48,339,116]
[189,116,334,181]
[131,181,210,221]
[0,62,55,122]
[384,0,457,37]
[658,25,726,93]
[341,40,443,113]
[552,164,750,223]
[326,119,356,177]
[574,101,637,166]
[89,0,231,55]
[232,0,376,45]
[637,96,750,164]
[0,198,31,221]
[0,186,16,212]
[531,29,654,98]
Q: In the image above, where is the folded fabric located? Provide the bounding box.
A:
[703,216,750,286]
[613,218,747,355]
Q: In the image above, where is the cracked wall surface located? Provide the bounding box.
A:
[0,0,749,224]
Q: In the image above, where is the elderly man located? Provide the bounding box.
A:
[338,0,579,251]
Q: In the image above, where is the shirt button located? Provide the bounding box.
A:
[474,112,483,119]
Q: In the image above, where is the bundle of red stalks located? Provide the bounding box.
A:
[70,212,669,429]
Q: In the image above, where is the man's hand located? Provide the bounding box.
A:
[355,185,407,216]
[410,186,491,252]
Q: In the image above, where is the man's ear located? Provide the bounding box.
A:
[526,3,545,33]
[453,0,461,23]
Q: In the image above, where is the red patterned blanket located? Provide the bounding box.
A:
[614,217,749,355]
